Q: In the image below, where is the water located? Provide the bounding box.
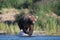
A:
[0,31,60,40]
[0,35,60,40]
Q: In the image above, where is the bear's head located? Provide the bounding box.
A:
[28,15,38,24]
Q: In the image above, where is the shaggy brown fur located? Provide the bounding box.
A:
[17,14,38,36]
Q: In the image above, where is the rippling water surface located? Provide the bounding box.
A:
[0,31,60,40]
[0,35,60,40]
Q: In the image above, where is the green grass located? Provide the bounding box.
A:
[0,0,60,35]
[33,0,60,35]
[0,23,20,34]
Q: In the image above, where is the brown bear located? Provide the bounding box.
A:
[17,14,38,36]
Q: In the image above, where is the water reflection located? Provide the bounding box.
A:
[17,31,47,37]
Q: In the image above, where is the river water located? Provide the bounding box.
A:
[0,31,60,40]
[0,35,60,40]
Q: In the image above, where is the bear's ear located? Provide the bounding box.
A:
[36,16,38,19]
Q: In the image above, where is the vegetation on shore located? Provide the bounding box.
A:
[0,0,60,35]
